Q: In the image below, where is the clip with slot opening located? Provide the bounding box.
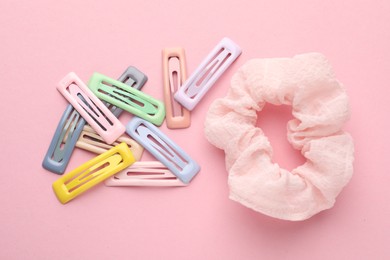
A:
[105,161,186,186]
[109,66,148,117]
[76,125,144,160]
[52,142,135,204]
[57,72,125,144]
[88,73,165,126]
[42,105,85,174]
[174,37,241,111]
[126,117,200,184]
[162,48,190,129]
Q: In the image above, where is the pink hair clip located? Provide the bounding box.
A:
[105,161,186,187]
[56,72,125,144]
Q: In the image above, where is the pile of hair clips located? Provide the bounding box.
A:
[42,37,242,204]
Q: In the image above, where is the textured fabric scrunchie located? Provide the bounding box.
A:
[204,53,354,221]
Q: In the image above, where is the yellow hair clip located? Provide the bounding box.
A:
[52,142,135,204]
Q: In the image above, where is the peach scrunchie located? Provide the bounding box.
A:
[204,53,354,221]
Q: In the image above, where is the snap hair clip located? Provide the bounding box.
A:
[126,117,200,184]
[52,142,136,204]
[174,37,241,111]
[105,161,187,187]
[42,105,85,174]
[109,66,148,117]
[57,72,125,144]
[76,125,144,160]
[162,47,191,129]
[88,73,166,126]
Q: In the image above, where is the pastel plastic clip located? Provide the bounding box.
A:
[43,67,147,174]
[109,66,148,117]
[57,72,125,144]
[42,105,85,174]
[52,142,135,204]
[76,125,144,160]
[174,37,242,111]
[105,161,187,187]
[162,48,191,129]
[126,117,200,184]
[88,73,166,126]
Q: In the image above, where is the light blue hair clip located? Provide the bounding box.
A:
[126,117,200,184]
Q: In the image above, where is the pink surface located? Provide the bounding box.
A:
[1,0,389,259]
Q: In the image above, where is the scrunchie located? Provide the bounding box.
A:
[204,53,354,221]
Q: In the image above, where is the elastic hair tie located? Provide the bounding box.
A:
[204,53,354,221]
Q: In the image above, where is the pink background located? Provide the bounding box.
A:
[1,0,389,259]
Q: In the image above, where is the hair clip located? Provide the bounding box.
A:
[52,142,135,204]
[162,48,191,129]
[174,37,241,111]
[109,66,148,117]
[57,72,125,144]
[105,161,187,186]
[88,73,166,126]
[42,105,86,174]
[76,125,144,160]
[43,68,147,174]
[126,117,200,184]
